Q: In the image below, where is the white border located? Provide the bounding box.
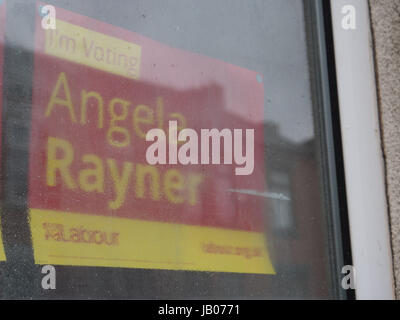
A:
[330,0,395,299]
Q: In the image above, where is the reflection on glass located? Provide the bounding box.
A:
[0,0,338,299]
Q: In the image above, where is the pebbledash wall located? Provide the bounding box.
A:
[369,0,400,298]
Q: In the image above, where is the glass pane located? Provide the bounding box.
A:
[0,0,343,299]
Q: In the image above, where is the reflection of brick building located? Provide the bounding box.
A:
[263,123,330,298]
[206,109,333,298]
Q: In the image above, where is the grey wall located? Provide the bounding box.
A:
[369,0,400,299]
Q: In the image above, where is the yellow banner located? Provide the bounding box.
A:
[44,20,141,79]
[30,209,275,274]
[0,218,5,261]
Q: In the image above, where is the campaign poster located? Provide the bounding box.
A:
[29,2,274,274]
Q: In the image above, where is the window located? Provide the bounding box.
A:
[0,0,350,299]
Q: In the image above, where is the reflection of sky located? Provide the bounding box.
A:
[47,0,314,144]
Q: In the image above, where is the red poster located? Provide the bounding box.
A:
[29,3,274,274]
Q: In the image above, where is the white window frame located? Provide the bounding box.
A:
[330,0,395,299]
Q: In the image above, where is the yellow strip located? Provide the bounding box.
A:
[44,20,141,79]
[30,209,275,274]
[0,218,5,261]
